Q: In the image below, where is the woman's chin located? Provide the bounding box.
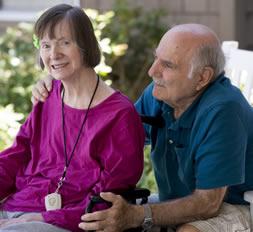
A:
[49,74,65,81]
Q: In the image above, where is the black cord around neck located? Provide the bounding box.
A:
[61,75,100,179]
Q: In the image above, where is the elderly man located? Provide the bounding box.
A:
[32,24,253,232]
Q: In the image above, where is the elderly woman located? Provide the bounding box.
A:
[0,4,144,232]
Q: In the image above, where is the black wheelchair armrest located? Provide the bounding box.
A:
[85,195,111,214]
[85,188,150,214]
[121,187,150,204]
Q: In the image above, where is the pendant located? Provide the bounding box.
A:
[45,192,62,211]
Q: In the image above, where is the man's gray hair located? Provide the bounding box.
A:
[189,42,226,79]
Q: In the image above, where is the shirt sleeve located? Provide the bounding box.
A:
[42,204,85,232]
[135,82,162,144]
[93,105,145,193]
[194,102,247,189]
[0,114,33,200]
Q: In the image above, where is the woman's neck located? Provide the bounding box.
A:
[61,68,99,109]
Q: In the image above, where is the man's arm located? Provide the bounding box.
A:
[79,186,227,231]
[151,187,227,226]
[31,76,53,104]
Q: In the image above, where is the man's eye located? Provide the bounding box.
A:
[165,64,173,68]
[163,62,174,69]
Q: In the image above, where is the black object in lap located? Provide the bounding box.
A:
[85,188,150,232]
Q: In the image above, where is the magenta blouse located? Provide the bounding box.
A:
[0,80,145,231]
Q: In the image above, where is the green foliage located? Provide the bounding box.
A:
[137,145,157,193]
[0,23,44,117]
[0,105,24,150]
[101,0,167,101]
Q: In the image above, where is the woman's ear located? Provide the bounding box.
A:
[39,57,45,70]
[196,67,214,91]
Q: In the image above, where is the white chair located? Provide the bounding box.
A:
[222,41,253,228]
[222,41,253,105]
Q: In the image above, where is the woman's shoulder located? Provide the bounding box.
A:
[50,79,61,98]
[94,80,134,111]
[98,90,135,111]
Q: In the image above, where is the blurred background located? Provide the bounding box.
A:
[0,0,252,192]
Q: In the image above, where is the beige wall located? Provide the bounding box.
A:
[0,0,80,34]
[0,0,236,41]
[81,0,236,41]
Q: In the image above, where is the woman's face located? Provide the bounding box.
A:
[39,20,83,81]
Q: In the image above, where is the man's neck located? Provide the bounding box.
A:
[172,90,204,119]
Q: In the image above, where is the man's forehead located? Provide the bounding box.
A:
[169,23,215,35]
[163,26,219,49]
[157,34,193,55]
[162,30,199,45]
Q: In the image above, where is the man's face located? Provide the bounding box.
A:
[148,31,201,108]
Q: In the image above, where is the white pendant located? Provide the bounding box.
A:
[45,192,62,211]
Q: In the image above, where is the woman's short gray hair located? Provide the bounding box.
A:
[189,42,225,79]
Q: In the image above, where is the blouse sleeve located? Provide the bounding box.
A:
[0,114,33,200]
[93,105,145,193]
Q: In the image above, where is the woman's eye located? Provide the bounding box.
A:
[60,40,70,47]
[41,44,50,49]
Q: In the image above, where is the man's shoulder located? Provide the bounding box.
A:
[197,76,249,114]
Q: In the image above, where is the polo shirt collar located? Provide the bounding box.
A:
[162,72,225,129]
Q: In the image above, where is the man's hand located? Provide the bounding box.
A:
[79,192,143,232]
[31,76,53,104]
[0,213,43,229]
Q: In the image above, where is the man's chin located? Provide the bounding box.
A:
[152,89,163,101]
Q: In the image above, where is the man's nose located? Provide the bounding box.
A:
[148,60,160,78]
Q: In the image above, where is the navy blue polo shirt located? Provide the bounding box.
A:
[135,75,253,204]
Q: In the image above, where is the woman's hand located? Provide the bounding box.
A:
[31,75,53,104]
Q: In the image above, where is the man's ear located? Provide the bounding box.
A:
[196,67,214,91]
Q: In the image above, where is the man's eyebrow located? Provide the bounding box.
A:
[163,60,177,68]
[154,53,177,68]
[153,50,177,67]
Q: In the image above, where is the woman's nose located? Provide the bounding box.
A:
[50,45,61,59]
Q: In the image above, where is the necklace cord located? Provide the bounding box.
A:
[60,75,100,187]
